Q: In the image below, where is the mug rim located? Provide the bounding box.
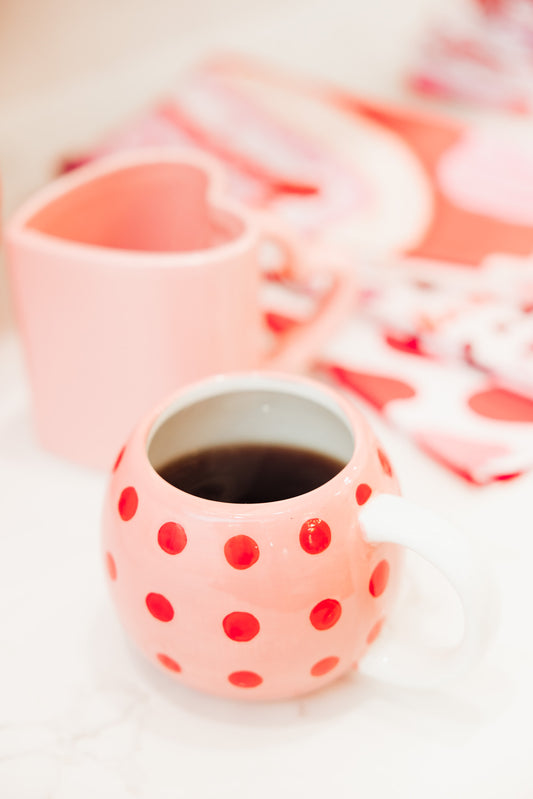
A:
[6,147,258,267]
[136,370,372,514]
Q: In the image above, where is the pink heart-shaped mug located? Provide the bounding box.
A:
[5,149,354,468]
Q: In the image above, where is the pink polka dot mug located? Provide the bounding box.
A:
[101,372,493,701]
[5,149,353,469]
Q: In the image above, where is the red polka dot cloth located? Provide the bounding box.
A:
[318,281,533,485]
[62,56,533,483]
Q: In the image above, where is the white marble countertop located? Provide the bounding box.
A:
[1,325,531,799]
[2,0,533,796]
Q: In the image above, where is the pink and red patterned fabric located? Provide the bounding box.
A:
[62,55,533,483]
[410,0,533,113]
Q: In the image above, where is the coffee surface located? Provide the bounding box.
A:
[158,442,345,503]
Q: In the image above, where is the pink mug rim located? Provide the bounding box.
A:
[6,147,258,268]
[133,370,371,515]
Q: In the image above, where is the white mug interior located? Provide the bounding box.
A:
[147,374,355,484]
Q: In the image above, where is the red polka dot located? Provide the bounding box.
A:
[118,486,138,521]
[327,366,416,410]
[369,560,390,597]
[311,656,339,676]
[228,670,263,688]
[223,611,260,642]
[145,592,174,622]
[356,483,372,505]
[310,598,342,630]
[224,535,259,569]
[158,521,187,555]
[105,552,117,581]
[385,333,427,357]
[299,518,331,554]
[367,617,384,644]
[157,653,181,672]
[378,448,393,477]
[265,312,299,334]
[113,446,125,472]
[468,387,533,422]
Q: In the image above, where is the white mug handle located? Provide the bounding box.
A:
[358,494,497,687]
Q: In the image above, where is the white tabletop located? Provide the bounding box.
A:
[1,329,531,799]
[2,0,533,797]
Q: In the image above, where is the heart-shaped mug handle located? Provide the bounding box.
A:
[253,214,357,373]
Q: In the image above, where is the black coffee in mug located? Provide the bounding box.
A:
[158,442,345,503]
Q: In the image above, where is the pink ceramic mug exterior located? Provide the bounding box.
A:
[101,372,403,701]
[5,149,352,469]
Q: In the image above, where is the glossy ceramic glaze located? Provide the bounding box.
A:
[101,372,403,700]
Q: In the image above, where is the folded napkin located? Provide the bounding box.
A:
[62,55,533,483]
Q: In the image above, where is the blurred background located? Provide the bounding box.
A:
[0,0,458,333]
